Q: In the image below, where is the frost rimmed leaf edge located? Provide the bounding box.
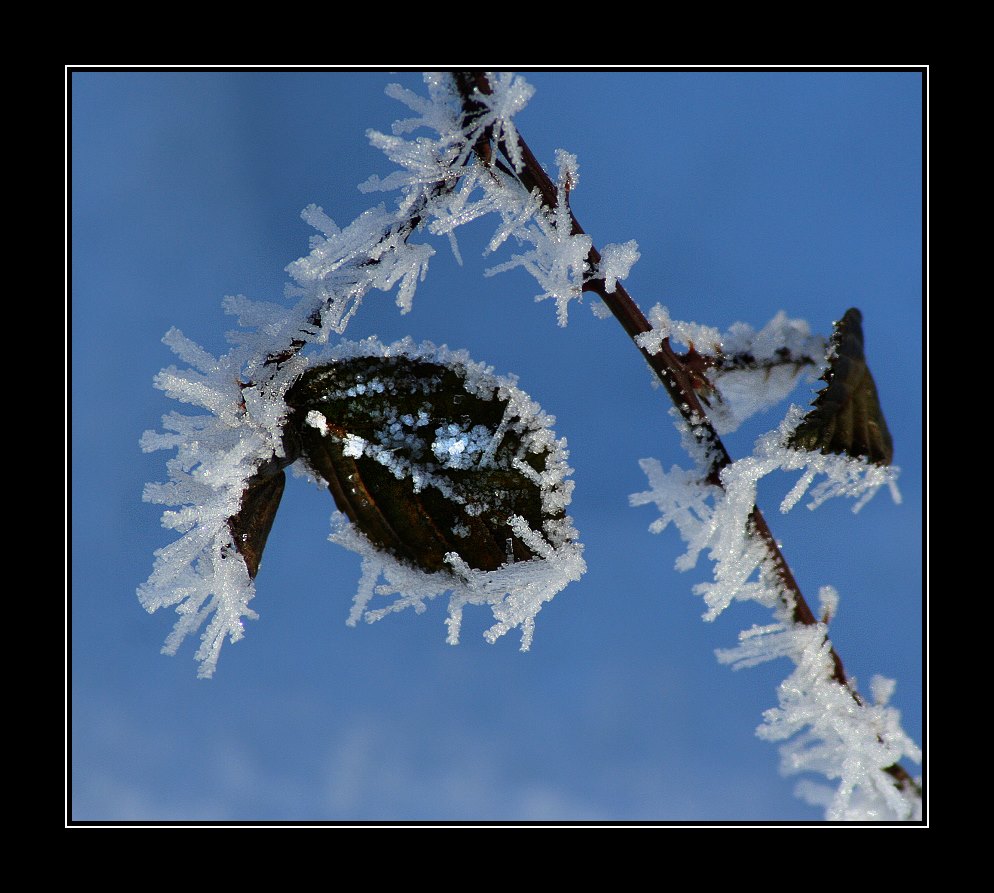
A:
[297,335,586,653]
[139,72,597,677]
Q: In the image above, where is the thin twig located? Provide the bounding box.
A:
[453,71,920,799]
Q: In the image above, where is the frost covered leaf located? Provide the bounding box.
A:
[789,308,894,466]
[140,74,592,675]
[283,338,584,652]
[285,345,566,574]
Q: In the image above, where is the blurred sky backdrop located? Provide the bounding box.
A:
[70,69,923,822]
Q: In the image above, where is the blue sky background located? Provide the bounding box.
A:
[70,70,923,822]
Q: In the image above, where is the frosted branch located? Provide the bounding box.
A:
[139,71,919,820]
[141,73,555,675]
[632,407,915,817]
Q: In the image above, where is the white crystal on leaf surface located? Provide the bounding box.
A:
[342,433,366,458]
[305,337,585,651]
[140,72,918,821]
[140,72,569,676]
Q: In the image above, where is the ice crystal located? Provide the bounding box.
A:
[140,74,596,675]
[631,359,915,819]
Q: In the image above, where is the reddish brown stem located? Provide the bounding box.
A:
[453,71,920,799]
[457,73,812,618]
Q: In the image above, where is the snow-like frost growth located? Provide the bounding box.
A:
[460,71,534,173]
[139,316,308,678]
[636,306,824,434]
[337,513,585,653]
[716,622,921,820]
[635,304,723,357]
[356,73,628,330]
[597,240,641,294]
[632,409,901,618]
[141,73,597,676]
[818,584,839,623]
[296,336,585,651]
[630,376,916,819]
[485,151,595,326]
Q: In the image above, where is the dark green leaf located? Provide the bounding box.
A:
[788,308,894,465]
[285,355,558,574]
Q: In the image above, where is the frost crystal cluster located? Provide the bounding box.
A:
[140,73,594,677]
[636,305,826,434]
[286,337,584,650]
[631,306,918,820]
[139,72,919,822]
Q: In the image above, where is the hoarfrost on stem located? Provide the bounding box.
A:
[139,71,918,822]
[140,73,594,676]
[596,240,641,295]
[716,622,921,820]
[636,306,826,434]
[631,305,916,819]
[485,151,598,326]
